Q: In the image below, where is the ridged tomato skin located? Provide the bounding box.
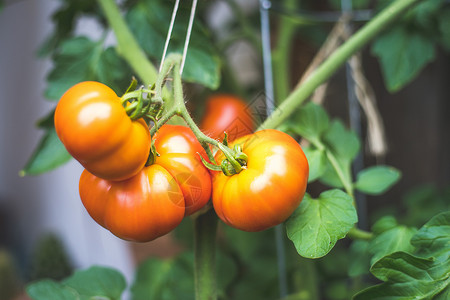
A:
[79,166,185,242]
[200,94,254,142]
[55,81,151,181]
[212,130,309,232]
[153,125,212,216]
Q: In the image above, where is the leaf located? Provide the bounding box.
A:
[302,146,327,182]
[286,190,358,259]
[131,255,194,300]
[21,128,72,176]
[131,251,236,300]
[63,266,126,300]
[45,36,132,100]
[322,120,360,163]
[126,0,221,89]
[286,102,330,144]
[354,165,401,195]
[371,25,435,92]
[369,221,417,264]
[353,251,450,300]
[371,215,398,235]
[26,266,126,300]
[26,280,78,300]
[37,0,100,57]
[411,211,450,261]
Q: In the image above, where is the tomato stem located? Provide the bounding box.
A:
[258,0,423,131]
[194,209,218,300]
[347,227,373,240]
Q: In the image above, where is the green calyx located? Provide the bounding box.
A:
[200,143,248,176]
[120,79,163,121]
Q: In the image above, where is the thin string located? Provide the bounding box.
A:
[159,0,180,72]
[180,0,198,75]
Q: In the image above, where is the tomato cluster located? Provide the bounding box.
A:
[55,82,212,242]
[56,82,309,241]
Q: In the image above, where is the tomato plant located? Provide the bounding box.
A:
[55,81,151,181]
[20,0,450,300]
[212,129,309,232]
[200,94,254,141]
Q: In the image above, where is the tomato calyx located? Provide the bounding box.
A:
[120,83,163,121]
[199,142,248,176]
[145,140,160,166]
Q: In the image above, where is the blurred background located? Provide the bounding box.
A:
[0,0,449,299]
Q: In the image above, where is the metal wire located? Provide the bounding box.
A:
[159,0,180,72]
[159,0,198,75]
[260,0,288,298]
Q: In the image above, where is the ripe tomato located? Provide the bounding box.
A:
[55,81,151,181]
[79,167,185,242]
[212,129,309,232]
[153,125,212,216]
[79,125,212,242]
[200,94,254,142]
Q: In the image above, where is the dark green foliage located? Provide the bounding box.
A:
[29,234,73,282]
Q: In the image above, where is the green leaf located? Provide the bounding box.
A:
[45,36,132,100]
[322,120,360,163]
[26,280,78,300]
[371,25,435,92]
[286,190,358,259]
[286,102,330,143]
[353,251,450,300]
[131,251,236,300]
[27,266,126,300]
[354,165,401,195]
[371,215,398,235]
[21,128,72,176]
[37,0,100,57]
[63,266,126,300]
[369,221,417,264]
[411,211,450,261]
[126,0,221,89]
[302,146,327,182]
[131,255,194,300]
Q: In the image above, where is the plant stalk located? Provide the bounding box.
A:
[97,0,157,86]
[194,209,218,300]
[258,0,422,131]
[347,227,373,240]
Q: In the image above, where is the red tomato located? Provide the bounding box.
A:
[79,125,212,242]
[55,81,151,181]
[79,167,185,242]
[212,130,309,232]
[200,94,254,142]
[153,125,212,216]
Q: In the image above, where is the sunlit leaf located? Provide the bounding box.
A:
[286,190,357,259]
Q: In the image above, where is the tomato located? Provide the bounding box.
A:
[153,125,212,216]
[200,94,254,142]
[55,81,151,181]
[79,125,212,242]
[79,167,185,242]
[212,129,309,232]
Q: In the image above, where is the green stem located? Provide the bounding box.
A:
[325,150,354,198]
[97,0,157,86]
[347,227,374,240]
[194,209,218,300]
[258,0,422,131]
